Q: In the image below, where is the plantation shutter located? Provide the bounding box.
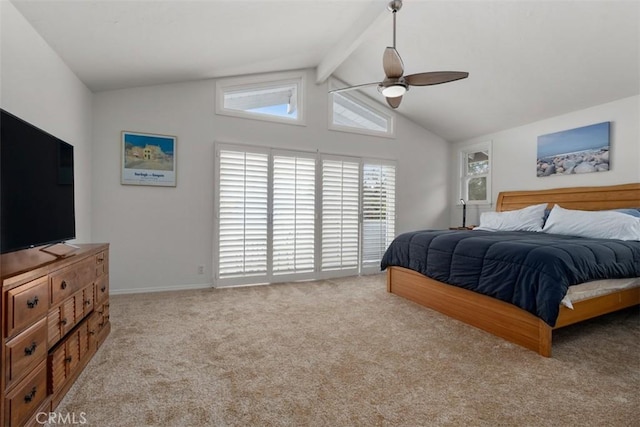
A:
[272,152,316,276]
[217,149,269,281]
[321,156,360,274]
[362,162,396,272]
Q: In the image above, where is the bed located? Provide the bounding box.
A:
[384,183,640,357]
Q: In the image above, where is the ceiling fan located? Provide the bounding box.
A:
[330,0,469,109]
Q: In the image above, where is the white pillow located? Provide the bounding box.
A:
[542,205,640,241]
[474,203,548,232]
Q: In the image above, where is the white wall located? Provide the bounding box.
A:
[1,1,94,244]
[450,95,640,226]
[92,70,450,293]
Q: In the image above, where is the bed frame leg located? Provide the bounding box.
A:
[539,322,552,357]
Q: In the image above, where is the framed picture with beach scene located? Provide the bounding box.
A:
[536,121,610,177]
[121,131,177,186]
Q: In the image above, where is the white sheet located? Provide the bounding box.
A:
[560,277,640,309]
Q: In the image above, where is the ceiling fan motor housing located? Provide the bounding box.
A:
[388,0,403,13]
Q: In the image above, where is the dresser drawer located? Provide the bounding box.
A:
[87,311,102,351]
[4,359,47,427]
[96,251,108,277]
[48,328,82,397]
[95,274,109,305]
[47,307,62,348]
[83,285,95,316]
[78,322,90,360]
[50,258,96,305]
[61,297,76,337]
[48,343,67,396]
[5,318,48,390]
[66,329,80,374]
[97,302,110,321]
[6,276,49,338]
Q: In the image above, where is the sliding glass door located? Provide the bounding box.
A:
[215,144,395,287]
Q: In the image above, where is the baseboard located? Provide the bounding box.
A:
[110,282,213,295]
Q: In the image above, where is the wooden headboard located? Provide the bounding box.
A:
[496,183,640,212]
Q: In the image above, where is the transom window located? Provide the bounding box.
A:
[329,80,394,138]
[216,72,305,125]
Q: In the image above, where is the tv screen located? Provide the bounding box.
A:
[1,109,76,254]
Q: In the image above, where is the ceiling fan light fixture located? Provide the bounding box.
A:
[381,84,407,98]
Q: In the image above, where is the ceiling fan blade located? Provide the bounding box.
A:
[405,71,469,86]
[329,82,380,94]
[386,95,403,109]
[383,47,404,78]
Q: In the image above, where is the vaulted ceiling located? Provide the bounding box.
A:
[10,0,639,142]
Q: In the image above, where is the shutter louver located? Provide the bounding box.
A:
[321,158,360,272]
[218,150,268,278]
[272,154,316,275]
[362,163,396,269]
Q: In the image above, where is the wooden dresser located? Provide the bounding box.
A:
[1,244,110,426]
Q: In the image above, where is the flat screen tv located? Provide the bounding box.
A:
[1,109,75,254]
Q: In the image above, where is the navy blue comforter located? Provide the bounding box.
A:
[380,230,640,326]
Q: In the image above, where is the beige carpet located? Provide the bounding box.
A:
[54,274,638,426]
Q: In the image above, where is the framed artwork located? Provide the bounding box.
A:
[537,122,610,177]
[121,131,177,186]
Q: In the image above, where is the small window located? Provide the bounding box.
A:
[459,142,491,204]
[216,72,305,125]
[329,81,394,138]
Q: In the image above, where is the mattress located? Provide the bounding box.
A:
[561,277,640,309]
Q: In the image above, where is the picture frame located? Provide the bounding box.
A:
[536,122,610,177]
[121,131,177,186]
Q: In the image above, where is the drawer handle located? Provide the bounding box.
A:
[85,299,92,306]
[26,296,39,308]
[24,386,37,403]
[89,330,96,335]
[24,342,37,356]
[100,285,106,292]
[61,280,68,290]
[65,356,73,363]
[98,322,104,327]
[61,318,68,326]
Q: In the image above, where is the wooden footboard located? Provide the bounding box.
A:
[387,266,553,356]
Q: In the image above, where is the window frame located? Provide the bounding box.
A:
[458,141,492,205]
[328,79,395,139]
[215,71,306,126]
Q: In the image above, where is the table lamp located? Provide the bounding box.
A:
[460,199,466,228]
